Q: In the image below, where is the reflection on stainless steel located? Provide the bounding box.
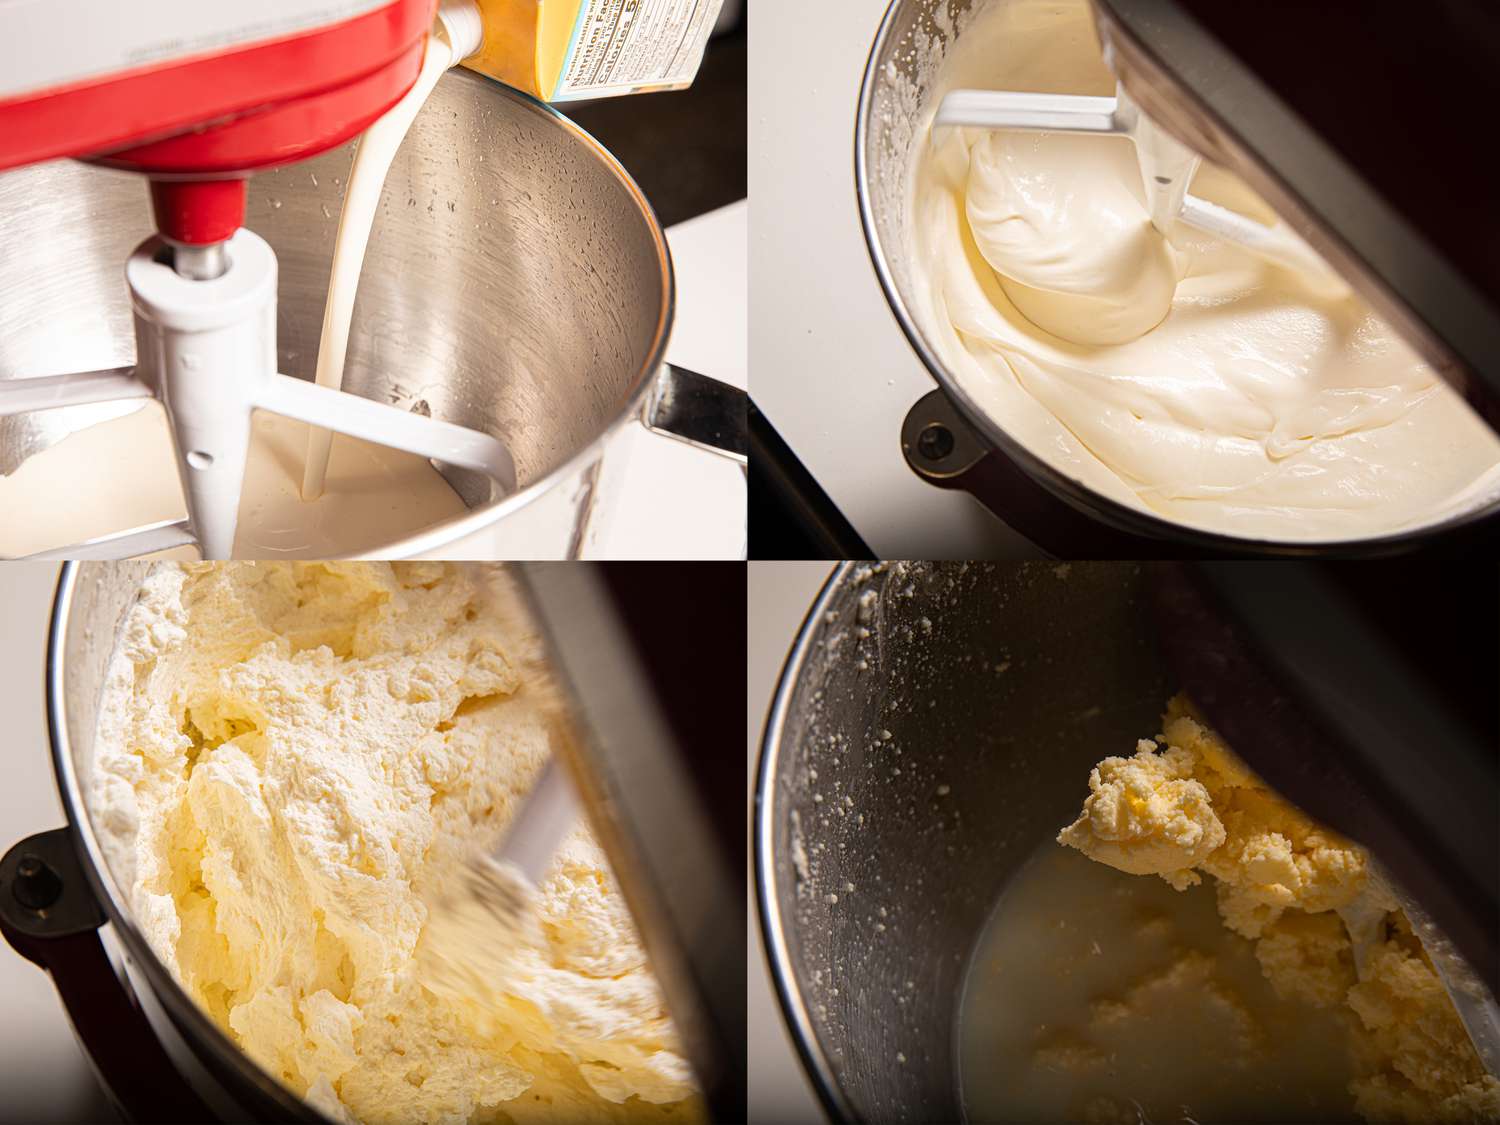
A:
[757,562,1169,1121]
[644,364,747,463]
[1,70,673,554]
[517,563,742,1119]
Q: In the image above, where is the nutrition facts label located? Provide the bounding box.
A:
[555,0,722,99]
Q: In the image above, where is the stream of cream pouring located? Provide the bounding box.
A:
[301,1,484,500]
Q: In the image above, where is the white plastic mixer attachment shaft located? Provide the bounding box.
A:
[933,85,1196,234]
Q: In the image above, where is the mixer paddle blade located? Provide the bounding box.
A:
[18,519,195,561]
[0,368,154,416]
[6,220,516,559]
[262,375,518,499]
[934,83,1343,285]
[934,89,1122,133]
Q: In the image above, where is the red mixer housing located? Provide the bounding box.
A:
[0,0,436,244]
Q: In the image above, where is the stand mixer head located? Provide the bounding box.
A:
[0,0,437,253]
[0,0,516,559]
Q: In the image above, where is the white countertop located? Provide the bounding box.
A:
[746,562,835,1125]
[749,0,1037,559]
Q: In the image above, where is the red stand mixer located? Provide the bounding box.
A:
[0,0,514,559]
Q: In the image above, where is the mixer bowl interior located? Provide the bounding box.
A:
[855,0,1500,553]
[47,562,321,1120]
[757,562,1170,1121]
[0,69,670,505]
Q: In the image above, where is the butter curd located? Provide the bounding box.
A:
[1058,695,1500,1122]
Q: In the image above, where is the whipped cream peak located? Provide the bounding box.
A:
[965,131,1183,345]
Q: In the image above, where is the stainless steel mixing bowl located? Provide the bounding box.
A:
[755,561,1170,1121]
[854,0,1500,556]
[0,68,740,558]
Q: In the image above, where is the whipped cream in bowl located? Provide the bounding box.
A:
[857,0,1500,548]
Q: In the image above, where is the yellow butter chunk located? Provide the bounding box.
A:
[91,562,703,1125]
[1060,694,1500,1123]
[1056,739,1224,889]
[1059,696,1367,935]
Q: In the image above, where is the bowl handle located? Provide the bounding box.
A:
[642,364,747,464]
[900,388,1204,558]
[0,828,216,1123]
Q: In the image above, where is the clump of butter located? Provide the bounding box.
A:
[91,562,702,1125]
[1253,911,1357,1009]
[1059,694,1500,1124]
[1054,734,1224,890]
[1060,696,1370,935]
[1346,912,1500,1124]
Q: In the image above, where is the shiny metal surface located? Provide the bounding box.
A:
[1,69,673,555]
[854,0,1500,554]
[756,562,1169,1121]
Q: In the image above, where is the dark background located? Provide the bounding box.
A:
[564,13,746,227]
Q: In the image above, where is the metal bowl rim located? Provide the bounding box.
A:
[851,0,1500,556]
[754,560,860,1123]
